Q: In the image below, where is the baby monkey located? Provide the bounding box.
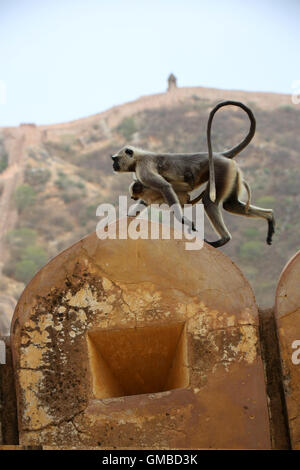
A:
[129,168,202,204]
[128,174,251,219]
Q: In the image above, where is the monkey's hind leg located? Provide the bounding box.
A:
[202,192,232,248]
[223,196,275,245]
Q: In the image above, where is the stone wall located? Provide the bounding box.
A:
[275,251,300,449]
[1,220,300,449]
[10,220,270,449]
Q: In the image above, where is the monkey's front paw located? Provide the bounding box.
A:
[128,211,140,217]
[182,216,197,233]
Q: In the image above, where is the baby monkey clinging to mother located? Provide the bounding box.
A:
[111,100,275,248]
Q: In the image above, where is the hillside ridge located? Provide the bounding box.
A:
[0,86,293,133]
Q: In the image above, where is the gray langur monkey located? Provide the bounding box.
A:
[112,100,275,247]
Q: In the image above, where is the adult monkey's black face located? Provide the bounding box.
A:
[112,156,120,171]
[111,146,135,172]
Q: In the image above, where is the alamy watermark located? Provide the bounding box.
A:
[96,196,204,250]
[0,340,5,364]
[291,80,300,105]
[292,340,300,365]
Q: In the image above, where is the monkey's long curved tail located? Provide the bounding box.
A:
[207,100,256,203]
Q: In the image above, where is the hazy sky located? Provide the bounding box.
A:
[0,0,300,126]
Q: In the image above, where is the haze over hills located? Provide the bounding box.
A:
[0,83,299,331]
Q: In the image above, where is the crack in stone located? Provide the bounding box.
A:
[278,306,300,320]
[70,418,86,445]
[22,409,85,434]
[80,246,255,304]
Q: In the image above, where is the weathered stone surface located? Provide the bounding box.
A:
[11,220,270,449]
[275,250,300,449]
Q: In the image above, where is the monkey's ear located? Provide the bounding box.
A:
[125,148,133,157]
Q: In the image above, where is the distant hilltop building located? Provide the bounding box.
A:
[20,123,36,127]
[167,73,177,91]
